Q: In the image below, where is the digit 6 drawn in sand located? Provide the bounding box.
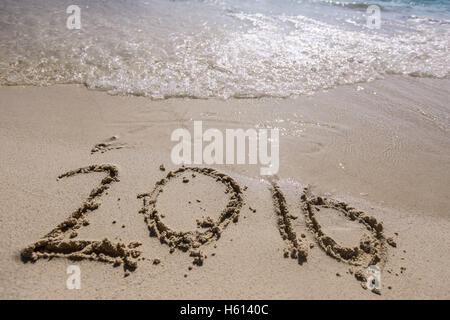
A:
[138,167,244,266]
[21,165,142,271]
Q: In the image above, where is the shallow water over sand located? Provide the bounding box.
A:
[1,0,449,98]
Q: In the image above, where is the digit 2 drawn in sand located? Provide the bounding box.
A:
[138,167,244,266]
[21,165,142,271]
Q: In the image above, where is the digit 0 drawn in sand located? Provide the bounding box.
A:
[91,135,127,154]
[300,187,392,293]
[21,165,142,272]
[138,167,244,266]
[270,182,309,263]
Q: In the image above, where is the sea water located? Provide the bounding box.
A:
[0,0,448,99]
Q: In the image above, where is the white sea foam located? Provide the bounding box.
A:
[0,0,448,99]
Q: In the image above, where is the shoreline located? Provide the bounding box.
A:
[1,75,449,299]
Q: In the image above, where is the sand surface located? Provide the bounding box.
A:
[0,76,449,299]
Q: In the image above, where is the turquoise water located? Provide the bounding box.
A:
[352,0,450,17]
[0,0,448,99]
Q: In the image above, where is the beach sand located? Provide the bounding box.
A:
[0,75,449,299]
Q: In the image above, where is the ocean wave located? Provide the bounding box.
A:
[0,0,448,99]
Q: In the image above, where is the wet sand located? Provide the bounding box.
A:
[0,75,449,299]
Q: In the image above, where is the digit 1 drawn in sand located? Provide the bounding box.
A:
[138,167,244,266]
[270,182,309,263]
[21,165,142,272]
[300,187,392,293]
